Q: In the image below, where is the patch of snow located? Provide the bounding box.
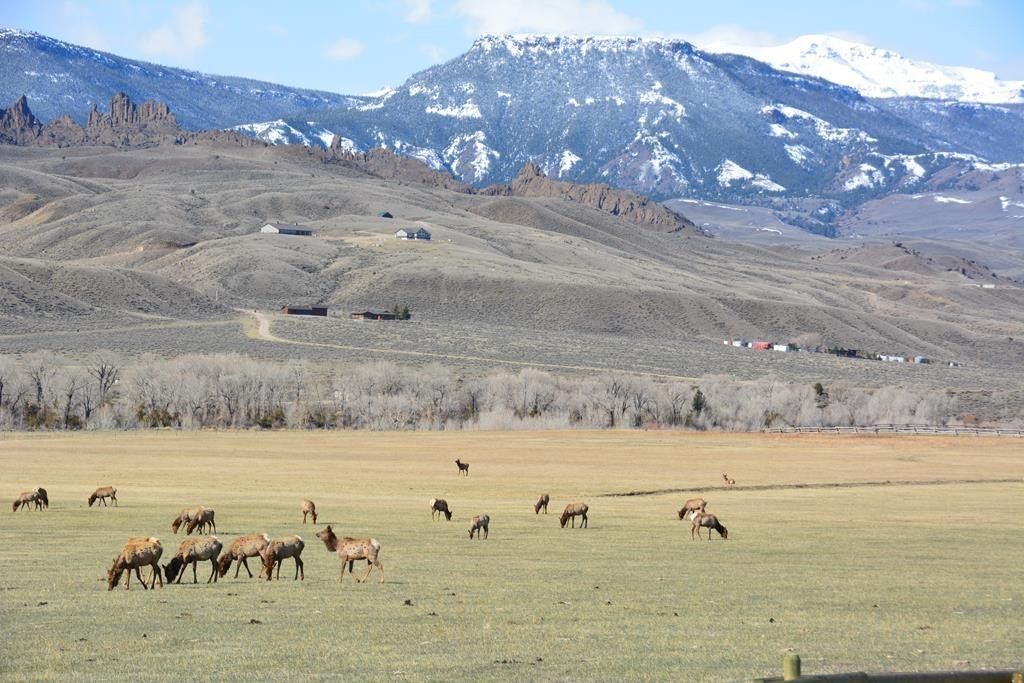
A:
[933,195,972,204]
[784,144,811,165]
[232,120,309,146]
[762,103,876,144]
[999,196,1024,212]
[496,90,512,99]
[769,123,797,139]
[443,131,500,182]
[717,160,783,192]
[843,163,884,191]
[407,84,437,97]
[567,98,580,107]
[639,82,686,120]
[558,149,582,175]
[608,96,625,106]
[426,102,482,118]
[757,227,783,235]
[363,86,396,98]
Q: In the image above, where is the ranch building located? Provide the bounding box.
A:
[395,227,431,240]
[350,310,397,321]
[260,223,315,236]
[281,305,328,316]
[378,211,394,218]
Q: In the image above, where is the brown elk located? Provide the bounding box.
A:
[430,498,452,521]
[107,537,163,590]
[560,502,589,528]
[315,525,384,584]
[171,507,200,533]
[217,533,271,578]
[534,493,550,515]
[677,497,707,520]
[12,490,38,512]
[34,487,48,509]
[301,499,318,524]
[691,512,728,540]
[185,507,216,535]
[469,514,490,539]
[260,536,305,581]
[88,486,117,507]
[164,536,223,584]
[722,473,735,485]
[455,458,469,476]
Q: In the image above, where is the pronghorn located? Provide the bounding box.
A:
[722,473,735,486]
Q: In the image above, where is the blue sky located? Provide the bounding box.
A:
[3,1,1023,94]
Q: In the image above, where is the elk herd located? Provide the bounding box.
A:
[13,461,733,594]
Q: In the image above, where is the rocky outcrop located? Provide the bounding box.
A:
[0,95,43,144]
[483,162,697,232]
[324,137,472,192]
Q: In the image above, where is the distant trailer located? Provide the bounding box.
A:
[281,306,327,316]
[772,344,789,352]
[752,341,772,351]
[261,223,314,236]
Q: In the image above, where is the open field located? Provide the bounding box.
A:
[2,431,1022,681]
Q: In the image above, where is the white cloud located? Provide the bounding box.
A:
[674,24,781,51]
[138,2,208,61]
[402,0,432,22]
[454,0,642,36]
[324,37,365,61]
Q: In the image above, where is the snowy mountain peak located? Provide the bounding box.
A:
[708,33,1024,104]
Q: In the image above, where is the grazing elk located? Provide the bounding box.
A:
[301,499,318,524]
[108,537,163,590]
[469,514,490,539]
[691,512,728,540]
[164,536,223,584]
[12,490,38,512]
[430,498,452,521]
[185,507,216,535]
[560,502,589,529]
[34,487,48,509]
[722,473,735,486]
[455,458,469,476]
[315,525,384,584]
[217,533,272,579]
[677,497,707,520]
[171,507,200,534]
[260,536,305,581]
[534,493,550,515]
[88,486,117,507]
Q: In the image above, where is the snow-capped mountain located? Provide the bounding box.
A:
[707,34,1024,104]
[242,34,1023,233]
[0,28,360,129]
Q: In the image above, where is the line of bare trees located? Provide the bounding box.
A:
[0,352,963,432]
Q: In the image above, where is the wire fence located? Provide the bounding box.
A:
[762,424,1023,437]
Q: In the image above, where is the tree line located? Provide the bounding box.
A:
[0,352,962,432]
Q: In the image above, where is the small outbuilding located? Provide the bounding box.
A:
[378,211,394,219]
[261,223,315,236]
[395,227,431,240]
[350,310,396,321]
[281,305,328,316]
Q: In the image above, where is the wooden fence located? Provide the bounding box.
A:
[762,424,1023,437]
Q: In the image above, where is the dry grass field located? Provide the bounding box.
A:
[2,430,1022,681]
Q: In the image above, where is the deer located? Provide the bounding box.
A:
[534,493,550,515]
[260,535,305,581]
[430,498,452,521]
[315,525,384,584]
[455,458,469,476]
[217,533,271,579]
[88,486,117,507]
[722,473,735,486]
[34,487,48,509]
[560,502,589,529]
[691,512,728,540]
[185,507,216,535]
[164,536,223,584]
[677,497,707,520]
[469,514,490,539]
[107,537,163,590]
[301,499,318,524]
[12,490,38,512]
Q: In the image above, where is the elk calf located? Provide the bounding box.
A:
[560,502,589,529]
[677,497,707,520]
[534,493,550,515]
[430,498,452,521]
[88,486,117,507]
[455,459,469,476]
[301,499,318,524]
[469,514,490,539]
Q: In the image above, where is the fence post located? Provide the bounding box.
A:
[782,654,801,680]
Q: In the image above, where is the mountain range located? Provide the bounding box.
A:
[2,28,1023,237]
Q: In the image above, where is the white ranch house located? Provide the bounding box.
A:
[395,227,431,240]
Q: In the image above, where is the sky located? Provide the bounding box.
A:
[2,0,1023,95]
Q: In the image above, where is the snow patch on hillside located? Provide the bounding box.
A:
[762,103,876,144]
[717,160,785,192]
[426,102,482,118]
[843,164,885,191]
[444,131,499,182]
[232,120,309,146]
